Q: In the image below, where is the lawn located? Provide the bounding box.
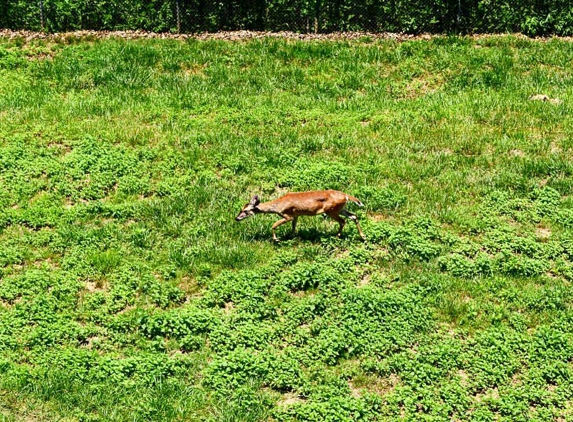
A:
[1,33,573,421]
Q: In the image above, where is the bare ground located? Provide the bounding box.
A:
[0,29,557,43]
[0,28,426,42]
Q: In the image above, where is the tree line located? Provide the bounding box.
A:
[1,0,572,36]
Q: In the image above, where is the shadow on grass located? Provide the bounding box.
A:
[249,227,362,245]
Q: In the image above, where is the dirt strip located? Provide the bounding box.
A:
[0,29,427,42]
[0,29,573,43]
[0,29,547,43]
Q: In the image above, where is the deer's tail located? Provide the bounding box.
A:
[346,194,364,207]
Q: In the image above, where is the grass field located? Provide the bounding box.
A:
[1,33,573,421]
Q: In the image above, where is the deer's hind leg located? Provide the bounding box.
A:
[327,213,346,238]
[341,209,366,241]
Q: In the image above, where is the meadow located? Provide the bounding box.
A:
[1,33,573,421]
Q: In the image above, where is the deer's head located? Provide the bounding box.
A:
[235,195,260,221]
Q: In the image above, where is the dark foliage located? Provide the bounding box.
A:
[1,0,572,35]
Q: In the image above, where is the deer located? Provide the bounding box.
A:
[235,190,366,242]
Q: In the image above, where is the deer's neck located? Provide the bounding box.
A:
[255,201,278,214]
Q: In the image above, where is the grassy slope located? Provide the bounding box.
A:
[0,35,573,421]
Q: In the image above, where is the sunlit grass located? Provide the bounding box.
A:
[1,34,573,421]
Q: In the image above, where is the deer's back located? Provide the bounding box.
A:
[271,190,347,216]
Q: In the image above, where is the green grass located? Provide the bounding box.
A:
[1,34,573,421]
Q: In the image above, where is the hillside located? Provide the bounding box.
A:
[1,34,572,421]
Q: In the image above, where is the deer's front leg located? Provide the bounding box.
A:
[291,217,298,233]
[271,217,292,242]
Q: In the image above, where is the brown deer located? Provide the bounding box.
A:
[235,190,366,242]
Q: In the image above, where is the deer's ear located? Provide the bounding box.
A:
[250,195,260,206]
